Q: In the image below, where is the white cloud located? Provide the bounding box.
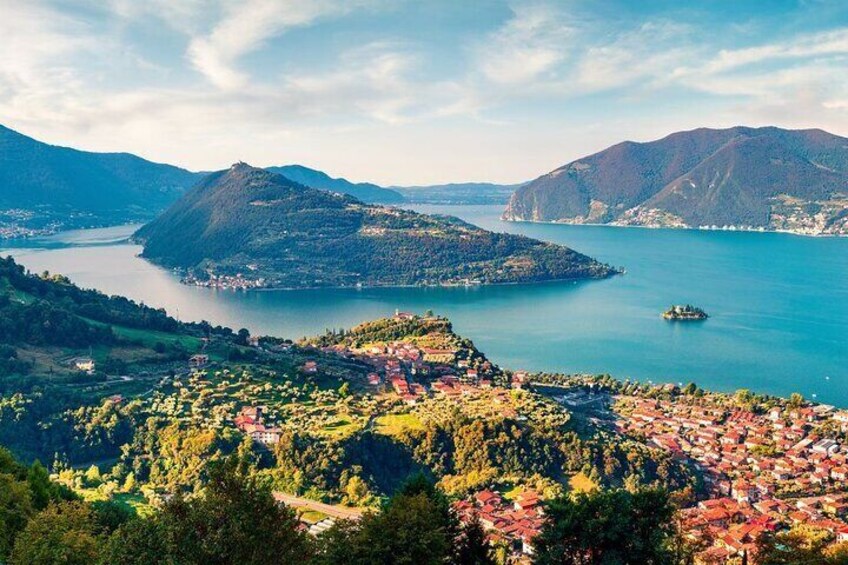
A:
[186,0,363,90]
[1,0,848,184]
[704,28,848,74]
[475,2,574,85]
[574,21,695,92]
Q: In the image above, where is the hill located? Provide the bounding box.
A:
[266,164,404,204]
[504,126,848,235]
[134,163,616,288]
[268,165,519,205]
[393,182,520,205]
[0,125,201,229]
[0,254,221,384]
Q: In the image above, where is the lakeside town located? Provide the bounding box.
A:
[206,310,848,563]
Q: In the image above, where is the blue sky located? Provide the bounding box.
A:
[1,0,847,184]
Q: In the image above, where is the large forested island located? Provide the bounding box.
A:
[134,163,616,289]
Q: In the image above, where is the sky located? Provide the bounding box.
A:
[1,0,848,185]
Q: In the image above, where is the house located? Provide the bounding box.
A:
[813,439,840,455]
[303,361,318,373]
[188,354,209,368]
[250,426,282,445]
[74,358,95,374]
[514,490,541,512]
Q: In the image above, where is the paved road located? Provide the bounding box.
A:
[273,492,366,521]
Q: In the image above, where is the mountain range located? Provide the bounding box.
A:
[5,124,848,237]
[504,126,848,235]
[134,163,615,289]
[0,124,201,225]
[266,164,405,204]
[0,124,513,233]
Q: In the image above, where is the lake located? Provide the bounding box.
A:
[2,205,847,405]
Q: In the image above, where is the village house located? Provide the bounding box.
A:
[188,354,209,369]
[74,357,95,374]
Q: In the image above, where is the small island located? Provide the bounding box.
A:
[662,304,708,321]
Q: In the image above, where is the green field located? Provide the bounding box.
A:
[374,413,424,437]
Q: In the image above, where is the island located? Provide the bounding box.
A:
[134,163,618,289]
[662,304,709,320]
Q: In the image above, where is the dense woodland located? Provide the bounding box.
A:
[0,444,697,565]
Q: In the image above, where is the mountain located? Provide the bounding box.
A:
[504,126,848,235]
[135,163,616,288]
[0,125,202,224]
[266,164,404,204]
[393,182,520,205]
[268,164,520,205]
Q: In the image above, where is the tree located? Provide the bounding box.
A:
[90,500,133,535]
[788,393,806,408]
[122,471,136,492]
[9,501,101,565]
[84,464,102,487]
[26,462,53,510]
[158,458,312,564]
[318,492,451,565]
[342,474,370,505]
[317,474,459,565]
[755,527,845,564]
[532,488,676,565]
[0,473,33,559]
[100,518,172,565]
[338,381,351,398]
[235,328,251,346]
[456,513,496,565]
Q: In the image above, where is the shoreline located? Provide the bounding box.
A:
[501,216,848,238]
[175,269,622,293]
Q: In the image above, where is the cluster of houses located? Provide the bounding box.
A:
[455,488,544,559]
[181,271,267,290]
[233,406,281,445]
[617,396,848,562]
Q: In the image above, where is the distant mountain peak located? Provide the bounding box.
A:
[504,125,848,235]
[265,164,403,204]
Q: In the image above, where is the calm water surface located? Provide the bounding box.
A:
[2,206,846,405]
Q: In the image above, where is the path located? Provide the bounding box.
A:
[272,492,366,521]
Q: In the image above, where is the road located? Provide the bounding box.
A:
[272,492,366,521]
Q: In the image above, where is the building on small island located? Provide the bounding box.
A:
[663,304,708,320]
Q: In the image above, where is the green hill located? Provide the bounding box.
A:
[0,125,201,226]
[135,163,616,288]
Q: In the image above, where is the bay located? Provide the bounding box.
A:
[1,205,846,405]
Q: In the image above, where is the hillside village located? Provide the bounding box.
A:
[233,313,848,562]
[617,395,848,563]
[5,301,848,563]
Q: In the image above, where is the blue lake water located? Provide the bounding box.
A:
[2,205,846,405]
